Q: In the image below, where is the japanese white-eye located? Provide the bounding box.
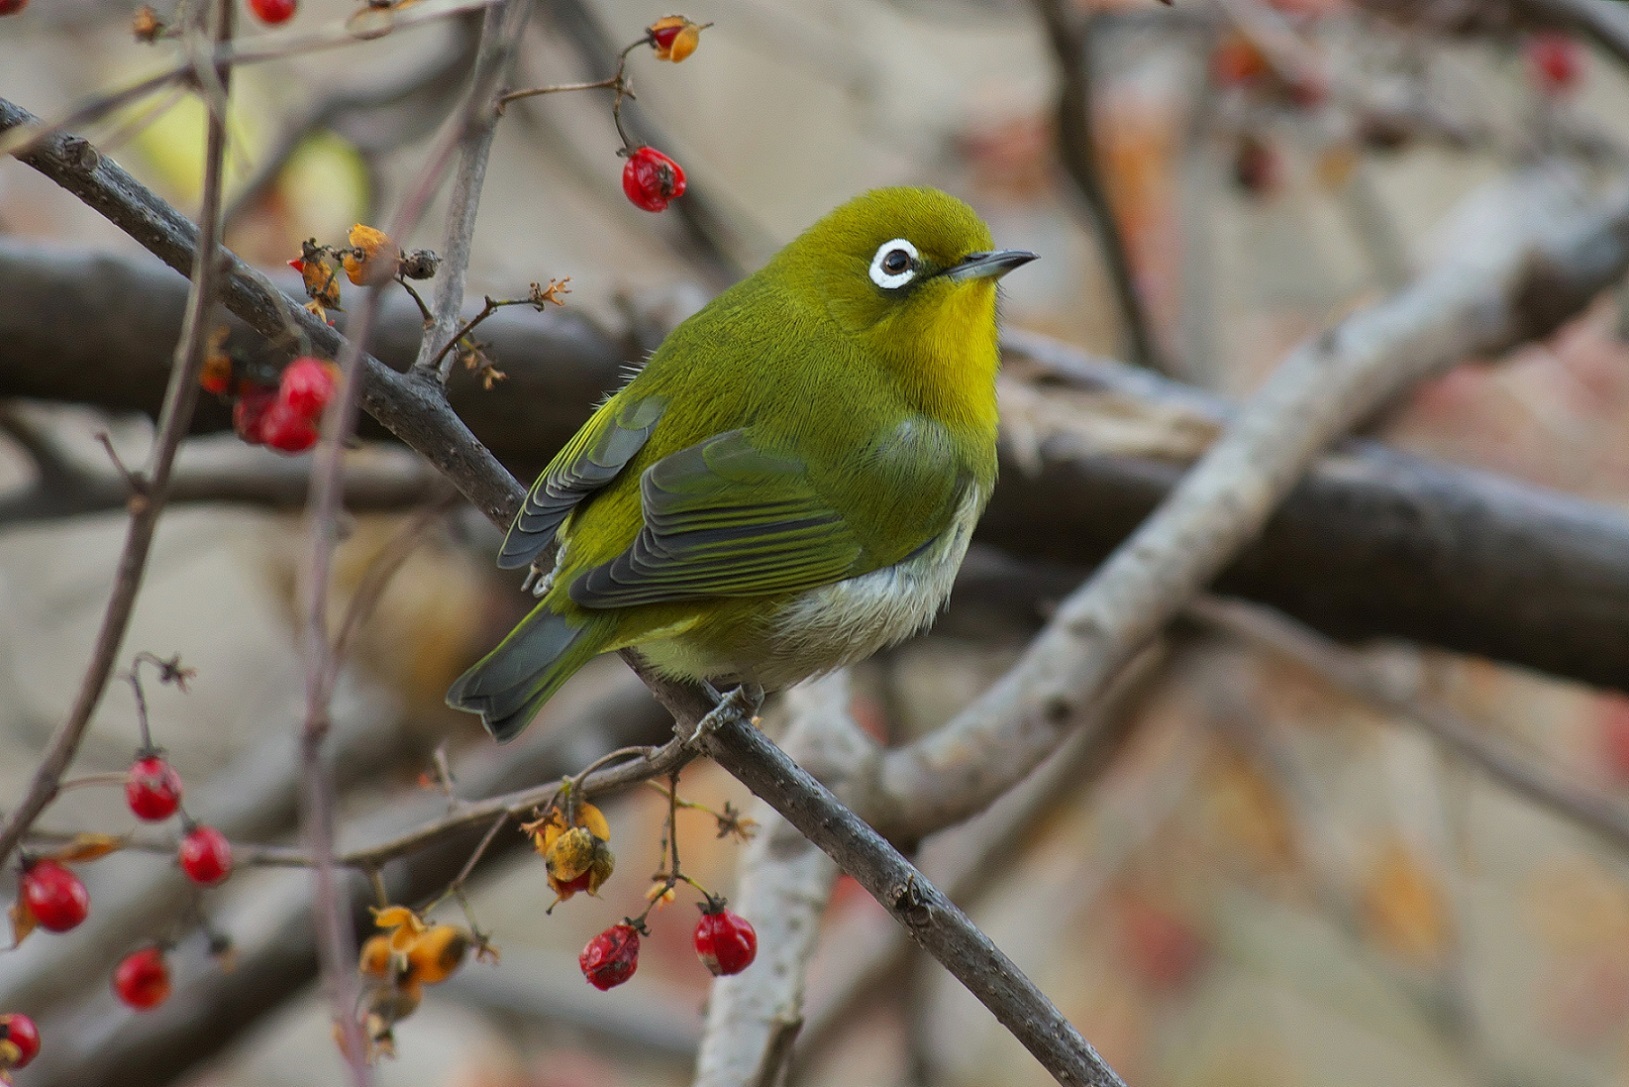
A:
[448,187,1035,740]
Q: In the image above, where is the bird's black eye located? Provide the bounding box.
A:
[869,237,920,289]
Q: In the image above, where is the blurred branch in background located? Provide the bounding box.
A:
[689,673,875,1087]
[1192,597,1629,854]
[1032,0,1173,376]
[9,241,1629,693]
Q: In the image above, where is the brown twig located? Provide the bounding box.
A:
[408,0,537,385]
[295,0,534,1067]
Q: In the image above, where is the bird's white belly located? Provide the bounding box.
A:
[753,484,985,688]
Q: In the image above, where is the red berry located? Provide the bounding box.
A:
[257,403,319,454]
[276,356,335,418]
[621,146,687,213]
[113,947,171,1010]
[232,385,278,446]
[693,906,757,977]
[1528,32,1582,95]
[179,825,233,886]
[0,0,28,16]
[20,860,89,933]
[246,0,295,23]
[579,923,640,990]
[649,22,682,51]
[0,1013,40,1069]
[125,755,183,822]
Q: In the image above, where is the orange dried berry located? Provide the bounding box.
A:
[132,4,165,40]
[200,344,233,395]
[648,15,704,62]
[342,224,398,286]
[545,826,615,900]
[404,924,470,985]
[295,242,342,310]
[371,904,429,954]
[358,933,396,980]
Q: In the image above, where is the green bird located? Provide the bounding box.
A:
[447,187,1034,741]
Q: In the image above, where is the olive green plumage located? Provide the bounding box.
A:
[447,187,1034,741]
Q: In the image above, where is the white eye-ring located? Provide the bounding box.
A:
[869,238,919,289]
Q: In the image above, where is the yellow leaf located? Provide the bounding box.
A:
[578,802,611,842]
[50,832,126,863]
[8,899,35,949]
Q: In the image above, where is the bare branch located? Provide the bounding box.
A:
[1031,0,1171,375]
[690,705,1128,1087]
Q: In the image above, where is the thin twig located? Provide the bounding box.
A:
[294,0,533,1069]
[409,0,537,385]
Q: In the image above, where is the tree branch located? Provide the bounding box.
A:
[690,706,1127,1087]
[1032,0,1171,374]
[0,6,235,871]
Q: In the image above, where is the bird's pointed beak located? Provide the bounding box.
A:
[942,248,1037,283]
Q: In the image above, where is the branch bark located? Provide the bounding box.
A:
[691,707,1127,1087]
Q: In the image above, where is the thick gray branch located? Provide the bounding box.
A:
[8,241,1629,692]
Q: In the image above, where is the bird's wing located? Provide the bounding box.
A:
[566,429,880,609]
[497,394,667,570]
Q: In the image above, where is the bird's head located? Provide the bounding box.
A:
[770,187,1034,420]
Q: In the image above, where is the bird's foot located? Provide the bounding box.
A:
[695,682,764,740]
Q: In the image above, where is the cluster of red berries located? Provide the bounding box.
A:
[230,357,337,455]
[246,0,295,24]
[125,753,235,888]
[578,900,757,992]
[9,750,235,1032]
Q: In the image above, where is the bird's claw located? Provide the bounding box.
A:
[695,683,764,740]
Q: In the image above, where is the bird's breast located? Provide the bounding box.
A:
[751,482,987,688]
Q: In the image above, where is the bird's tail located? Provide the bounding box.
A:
[446,603,605,742]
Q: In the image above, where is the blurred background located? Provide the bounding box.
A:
[7,0,1629,1085]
